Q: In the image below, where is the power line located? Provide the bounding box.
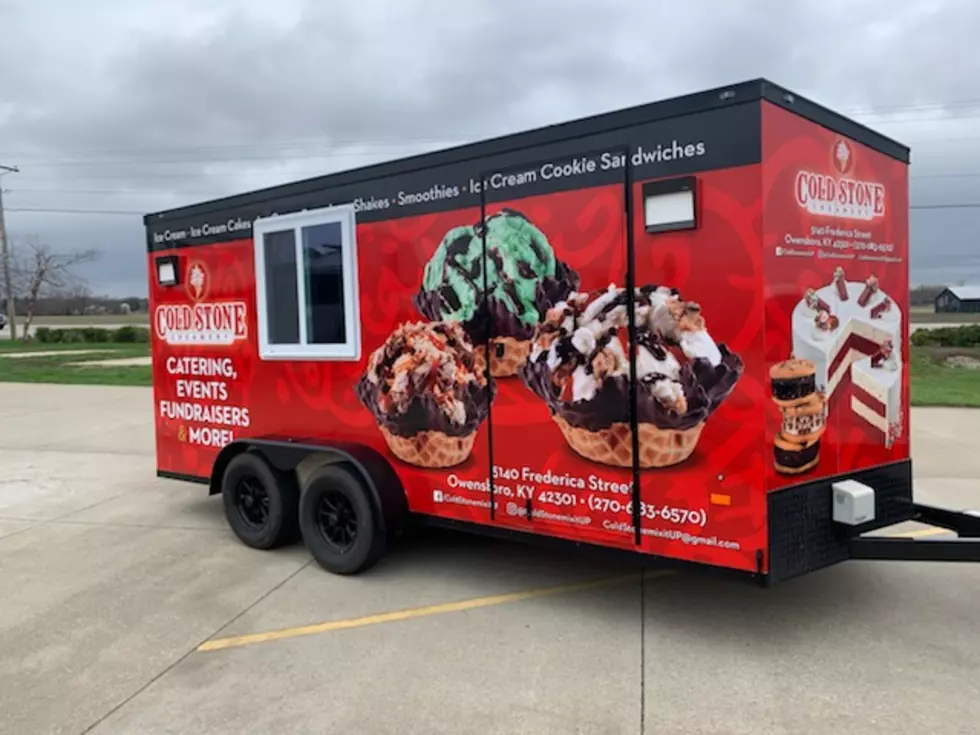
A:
[5,94,980,165]
[844,96,980,115]
[0,147,445,168]
[8,201,980,218]
[7,128,980,171]
[6,207,146,215]
[8,168,980,197]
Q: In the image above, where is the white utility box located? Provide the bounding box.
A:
[832,480,876,526]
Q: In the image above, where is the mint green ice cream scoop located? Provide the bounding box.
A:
[415,209,577,340]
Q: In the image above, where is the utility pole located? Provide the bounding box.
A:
[0,164,18,340]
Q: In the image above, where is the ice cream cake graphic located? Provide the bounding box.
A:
[769,358,827,475]
[791,267,902,398]
[518,283,743,468]
[355,321,496,468]
[414,209,579,378]
[850,340,902,448]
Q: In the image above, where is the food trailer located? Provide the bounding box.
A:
[145,78,980,585]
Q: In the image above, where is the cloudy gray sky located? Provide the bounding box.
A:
[2,0,980,297]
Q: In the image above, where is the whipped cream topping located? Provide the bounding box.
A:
[528,283,720,413]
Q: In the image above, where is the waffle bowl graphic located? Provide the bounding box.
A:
[355,321,496,468]
[518,283,743,469]
[414,208,579,379]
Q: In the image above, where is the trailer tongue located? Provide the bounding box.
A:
[144,78,980,585]
[849,504,980,564]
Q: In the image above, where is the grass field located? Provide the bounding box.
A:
[910,346,980,408]
[0,342,151,386]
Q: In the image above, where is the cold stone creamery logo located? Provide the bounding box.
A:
[795,138,886,221]
[154,261,247,345]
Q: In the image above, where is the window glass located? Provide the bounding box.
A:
[262,230,300,344]
[302,222,347,345]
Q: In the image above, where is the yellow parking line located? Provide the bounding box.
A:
[197,526,959,653]
[199,571,667,653]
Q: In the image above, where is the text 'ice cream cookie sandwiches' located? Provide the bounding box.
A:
[769,358,827,475]
[518,283,743,469]
[355,321,496,468]
[414,209,579,378]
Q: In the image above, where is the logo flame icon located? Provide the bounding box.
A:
[833,139,852,174]
[188,263,207,301]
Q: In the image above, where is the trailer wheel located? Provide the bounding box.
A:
[221,451,300,550]
[299,464,386,575]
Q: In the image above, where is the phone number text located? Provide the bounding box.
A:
[535,491,707,527]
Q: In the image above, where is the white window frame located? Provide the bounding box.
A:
[252,203,361,361]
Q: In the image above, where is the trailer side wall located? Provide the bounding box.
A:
[148,100,769,573]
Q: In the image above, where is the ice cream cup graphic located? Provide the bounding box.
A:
[414,209,579,379]
[518,284,743,469]
[355,321,496,468]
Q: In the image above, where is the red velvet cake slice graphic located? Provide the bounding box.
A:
[850,341,902,447]
[790,269,902,398]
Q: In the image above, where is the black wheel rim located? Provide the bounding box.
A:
[235,475,270,529]
[315,490,358,553]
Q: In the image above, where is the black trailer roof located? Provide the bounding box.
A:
[143,78,910,225]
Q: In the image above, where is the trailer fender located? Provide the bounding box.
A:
[209,438,408,535]
[209,437,408,532]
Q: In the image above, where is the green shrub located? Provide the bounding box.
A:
[114,325,149,343]
[81,327,111,343]
[911,324,980,348]
[28,326,151,344]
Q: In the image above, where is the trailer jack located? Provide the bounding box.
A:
[849,504,980,563]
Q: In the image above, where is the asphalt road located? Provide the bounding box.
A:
[0,385,978,734]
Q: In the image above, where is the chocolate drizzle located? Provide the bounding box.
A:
[355,322,496,439]
[356,376,494,438]
[413,210,580,345]
[637,331,669,360]
[414,260,580,345]
[519,342,744,432]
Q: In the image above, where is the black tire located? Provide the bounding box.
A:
[221,451,300,550]
[299,464,386,575]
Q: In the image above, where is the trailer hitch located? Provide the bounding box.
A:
[848,503,980,563]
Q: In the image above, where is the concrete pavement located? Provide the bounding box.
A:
[0,385,979,734]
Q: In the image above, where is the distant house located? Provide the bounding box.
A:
[934,285,980,313]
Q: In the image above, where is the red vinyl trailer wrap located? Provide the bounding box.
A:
[146,79,979,584]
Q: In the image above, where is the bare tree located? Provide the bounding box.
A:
[12,236,99,339]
